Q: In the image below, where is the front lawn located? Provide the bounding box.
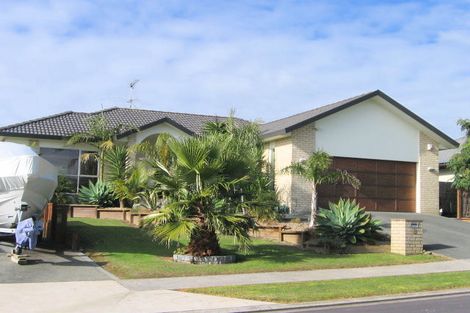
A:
[186,271,470,303]
[68,218,444,279]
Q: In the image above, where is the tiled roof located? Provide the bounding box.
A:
[0,107,246,139]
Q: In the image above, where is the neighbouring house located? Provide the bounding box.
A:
[439,137,467,217]
[260,90,458,216]
[0,107,242,192]
[0,90,459,216]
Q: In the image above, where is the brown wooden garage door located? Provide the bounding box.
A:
[317,157,416,212]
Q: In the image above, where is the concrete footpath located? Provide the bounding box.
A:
[0,280,270,313]
[121,258,470,291]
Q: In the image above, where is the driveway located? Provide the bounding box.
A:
[371,212,470,259]
[0,237,112,283]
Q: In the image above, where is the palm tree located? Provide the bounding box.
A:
[283,151,361,228]
[68,114,131,181]
[104,144,147,208]
[144,136,253,256]
[144,119,277,256]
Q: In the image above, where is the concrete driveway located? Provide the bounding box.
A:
[0,237,112,283]
[371,212,470,259]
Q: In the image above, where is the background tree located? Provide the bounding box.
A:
[448,119,470,216]
[283,151,361,228]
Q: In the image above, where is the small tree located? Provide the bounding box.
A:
[105,144,147,208]
[68,114,131,181]
[448,119,470,216]
[283,151,361,228]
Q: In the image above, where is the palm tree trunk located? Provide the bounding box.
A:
[187,226,221,256]
[119,199,125,209]
[99,150,105,182]
[309,183,317,228]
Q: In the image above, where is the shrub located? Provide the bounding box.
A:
[51,176,75,204]
[78,180,115,207]
[315,199,382,251]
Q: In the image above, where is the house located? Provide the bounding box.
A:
[0,107,242,192]
[0,90,459,215]
[260,90,458,216]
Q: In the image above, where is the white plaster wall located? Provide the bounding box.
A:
[130,122,190,145]
[439,169,454,183]
[0,136,96,152]
[315,99,419,162]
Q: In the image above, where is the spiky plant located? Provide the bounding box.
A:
[78,180,115,207]
[315,199,382,251]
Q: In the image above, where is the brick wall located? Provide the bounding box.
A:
[290,123,316,215]
[417,132,439,215]
[264,123,315,216]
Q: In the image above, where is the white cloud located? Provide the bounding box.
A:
[0,0,468,138]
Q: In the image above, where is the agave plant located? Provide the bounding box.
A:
[78,180,115,207]
[315,199,382,250]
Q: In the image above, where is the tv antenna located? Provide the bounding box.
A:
[127,79,140,108]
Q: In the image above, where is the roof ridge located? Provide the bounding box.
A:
[262,90,378,126]
[109,106,249,121]
[0,110,84,130]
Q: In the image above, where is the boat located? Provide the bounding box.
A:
[0,142,57,236]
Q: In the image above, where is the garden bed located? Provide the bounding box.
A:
[173,254,237,264]
[68,204,99,218]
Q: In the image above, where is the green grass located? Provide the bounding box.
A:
[186,271,470,303]
[68,217,444,279]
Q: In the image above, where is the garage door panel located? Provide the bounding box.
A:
[333,158,357,170]
[397,187,415,200]
[317,184,336,197]
[397,175,415,187]
[377,161,397,174]
[355,172,377,185]
[318,197,340,209]
[378,174,396,186]
[377,186,397,199]
[377,199,397,211]
[318,157,416,213]
[335,185,356,197]
[397,162,416,174]
[356,159,377,172]
[357,198,377,211]
[358,186,377,198]
[397,200,416,212]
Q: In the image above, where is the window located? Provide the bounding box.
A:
[39,148,98,193]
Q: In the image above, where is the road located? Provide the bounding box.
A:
[271,293,470,313]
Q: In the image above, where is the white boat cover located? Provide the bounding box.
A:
[0,142,58,228]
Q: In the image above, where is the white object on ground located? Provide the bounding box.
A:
[0,142,57,231]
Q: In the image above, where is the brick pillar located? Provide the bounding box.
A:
[416,132,439,215]
[391,219,423,255]
[290,123,316,216]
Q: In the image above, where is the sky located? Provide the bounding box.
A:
[0,0,469,138]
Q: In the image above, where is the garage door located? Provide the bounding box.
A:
[317,157,416,212]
